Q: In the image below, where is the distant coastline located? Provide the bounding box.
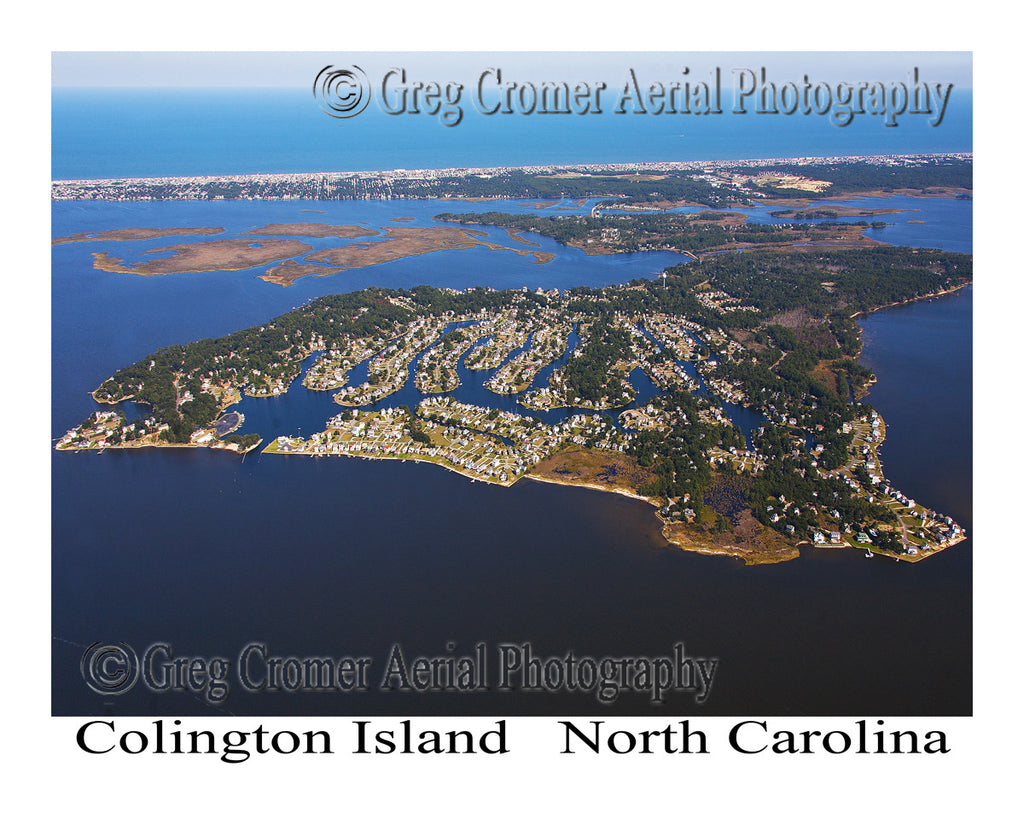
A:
[51,152,972,200]
[51,155,972,567]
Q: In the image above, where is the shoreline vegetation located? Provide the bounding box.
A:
[848,282,970,319]
[54,154,971,565]
[54,224,557,286]
[51,154,970,287]
[56,282,969,566]
[51,152,970,206]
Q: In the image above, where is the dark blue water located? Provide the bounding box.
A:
[216,321,667,446]
[859,286,973,532]
[52,88,972,180]
[606,195,973,253]
[739,195,973,253]
[636,322,766,447]
[51,199,686,437]
[51,200,972,717]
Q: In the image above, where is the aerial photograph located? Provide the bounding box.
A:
[51,51,972,719]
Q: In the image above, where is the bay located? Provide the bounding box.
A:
[51,198,972,716]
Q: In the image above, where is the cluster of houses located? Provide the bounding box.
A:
[709,445,766,474]
[268,399,627,486]
[484,320,573,395]
[56,411,170,450]
[518,314,654,411]
[642,314,702,359]
[519,381,636,412]
[703,374,750,406]
[303,333,393,391]
[463,310,538,370]
[811,529,872,546]
[61,283,969,566]
[694,288,754,314]
[333,318,447,406]
[244,367,291,397]
[621,404,670,432]
[415,321,494,393]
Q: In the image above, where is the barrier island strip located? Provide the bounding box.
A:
[51,152,971,206]
[51,154,970,287]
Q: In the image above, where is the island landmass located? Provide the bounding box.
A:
[56,253,970,564]
[55,223,557,286]
[51,226,226,245]
[54,155,971,564]
[52,154,970,287]
[51,153,971,206]
[92,238,313,277]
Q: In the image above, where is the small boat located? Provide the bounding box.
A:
[864,550,873,558]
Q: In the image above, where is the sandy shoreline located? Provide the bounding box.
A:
[849,281,971,320]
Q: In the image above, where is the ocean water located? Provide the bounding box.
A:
[51,88,973,180]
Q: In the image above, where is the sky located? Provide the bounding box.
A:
[51,51,972,90]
